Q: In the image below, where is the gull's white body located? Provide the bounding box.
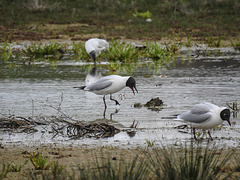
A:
[85,38,109,56]
[177,102,227,129]
[75,74,137,118]
[84,75,130,95]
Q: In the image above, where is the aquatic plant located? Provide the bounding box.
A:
[30,152,52,170]
[165,42,181,54]
[71,41,89,61]
[195,131,207,140]
[227,102,240,118]
[0,41,13,61]
[205,36,225,48]
[103,41,139,62]
[227,102,240,111]
[185,35,194,47]
[145,42,166,60]
[146,139,155,147]
[145,141,234,180]
[144,42,177,63]
[231,41,240,51]
[22,42,63,58]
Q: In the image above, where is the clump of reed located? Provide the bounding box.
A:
[22,42,64,59]
[145,141,235,180]
[101,41,140,62]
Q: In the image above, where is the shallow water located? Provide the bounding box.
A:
[0,46,240,148]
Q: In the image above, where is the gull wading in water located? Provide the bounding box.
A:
[74,75,138,116]
[177,102,231,141]
[85,38,109,65]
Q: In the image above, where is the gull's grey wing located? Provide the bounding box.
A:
[178,111,212,123]
[178,104,212,123]
[190,103,210,114]
[85,78,112,91]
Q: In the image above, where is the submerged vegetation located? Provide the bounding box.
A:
[22,42,63,58]
[0,40,177,76]
[101,41,140,62]
[0,37,239,77]
[0,40,178,62]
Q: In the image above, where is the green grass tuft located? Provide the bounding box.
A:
[103,41,139,62]
[22,42,63,58]
[30,152,52,170]
[71,41,89,61]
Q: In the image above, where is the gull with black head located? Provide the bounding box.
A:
[74,75,138,117]
[177,102,231,141]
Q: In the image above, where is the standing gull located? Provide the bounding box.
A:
[177,102,231,141]
[74,75,138,117]
[85,38,109,65]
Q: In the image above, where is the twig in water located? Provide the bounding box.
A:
[46,93,76,123]
[28,94,34,118]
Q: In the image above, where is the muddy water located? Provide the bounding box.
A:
[0,46,240,148]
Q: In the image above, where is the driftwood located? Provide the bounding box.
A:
[0,115,133,138]
[0,116,45,133]
[66,122,120,138]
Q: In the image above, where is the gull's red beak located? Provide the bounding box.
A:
[131,86,138,95]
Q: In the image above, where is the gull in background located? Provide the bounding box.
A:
[85,38,109,65]
[177,102,231,141]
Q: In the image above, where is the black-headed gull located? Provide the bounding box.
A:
[177,102,231,141]
[85,38,109,65]
[75,75,138,116]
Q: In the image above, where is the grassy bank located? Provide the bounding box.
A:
[0,0,239,42]
[0,142,240,180]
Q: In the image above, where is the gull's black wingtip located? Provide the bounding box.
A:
[73,86,86,90]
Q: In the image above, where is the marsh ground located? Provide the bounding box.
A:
[0,0,239,43]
